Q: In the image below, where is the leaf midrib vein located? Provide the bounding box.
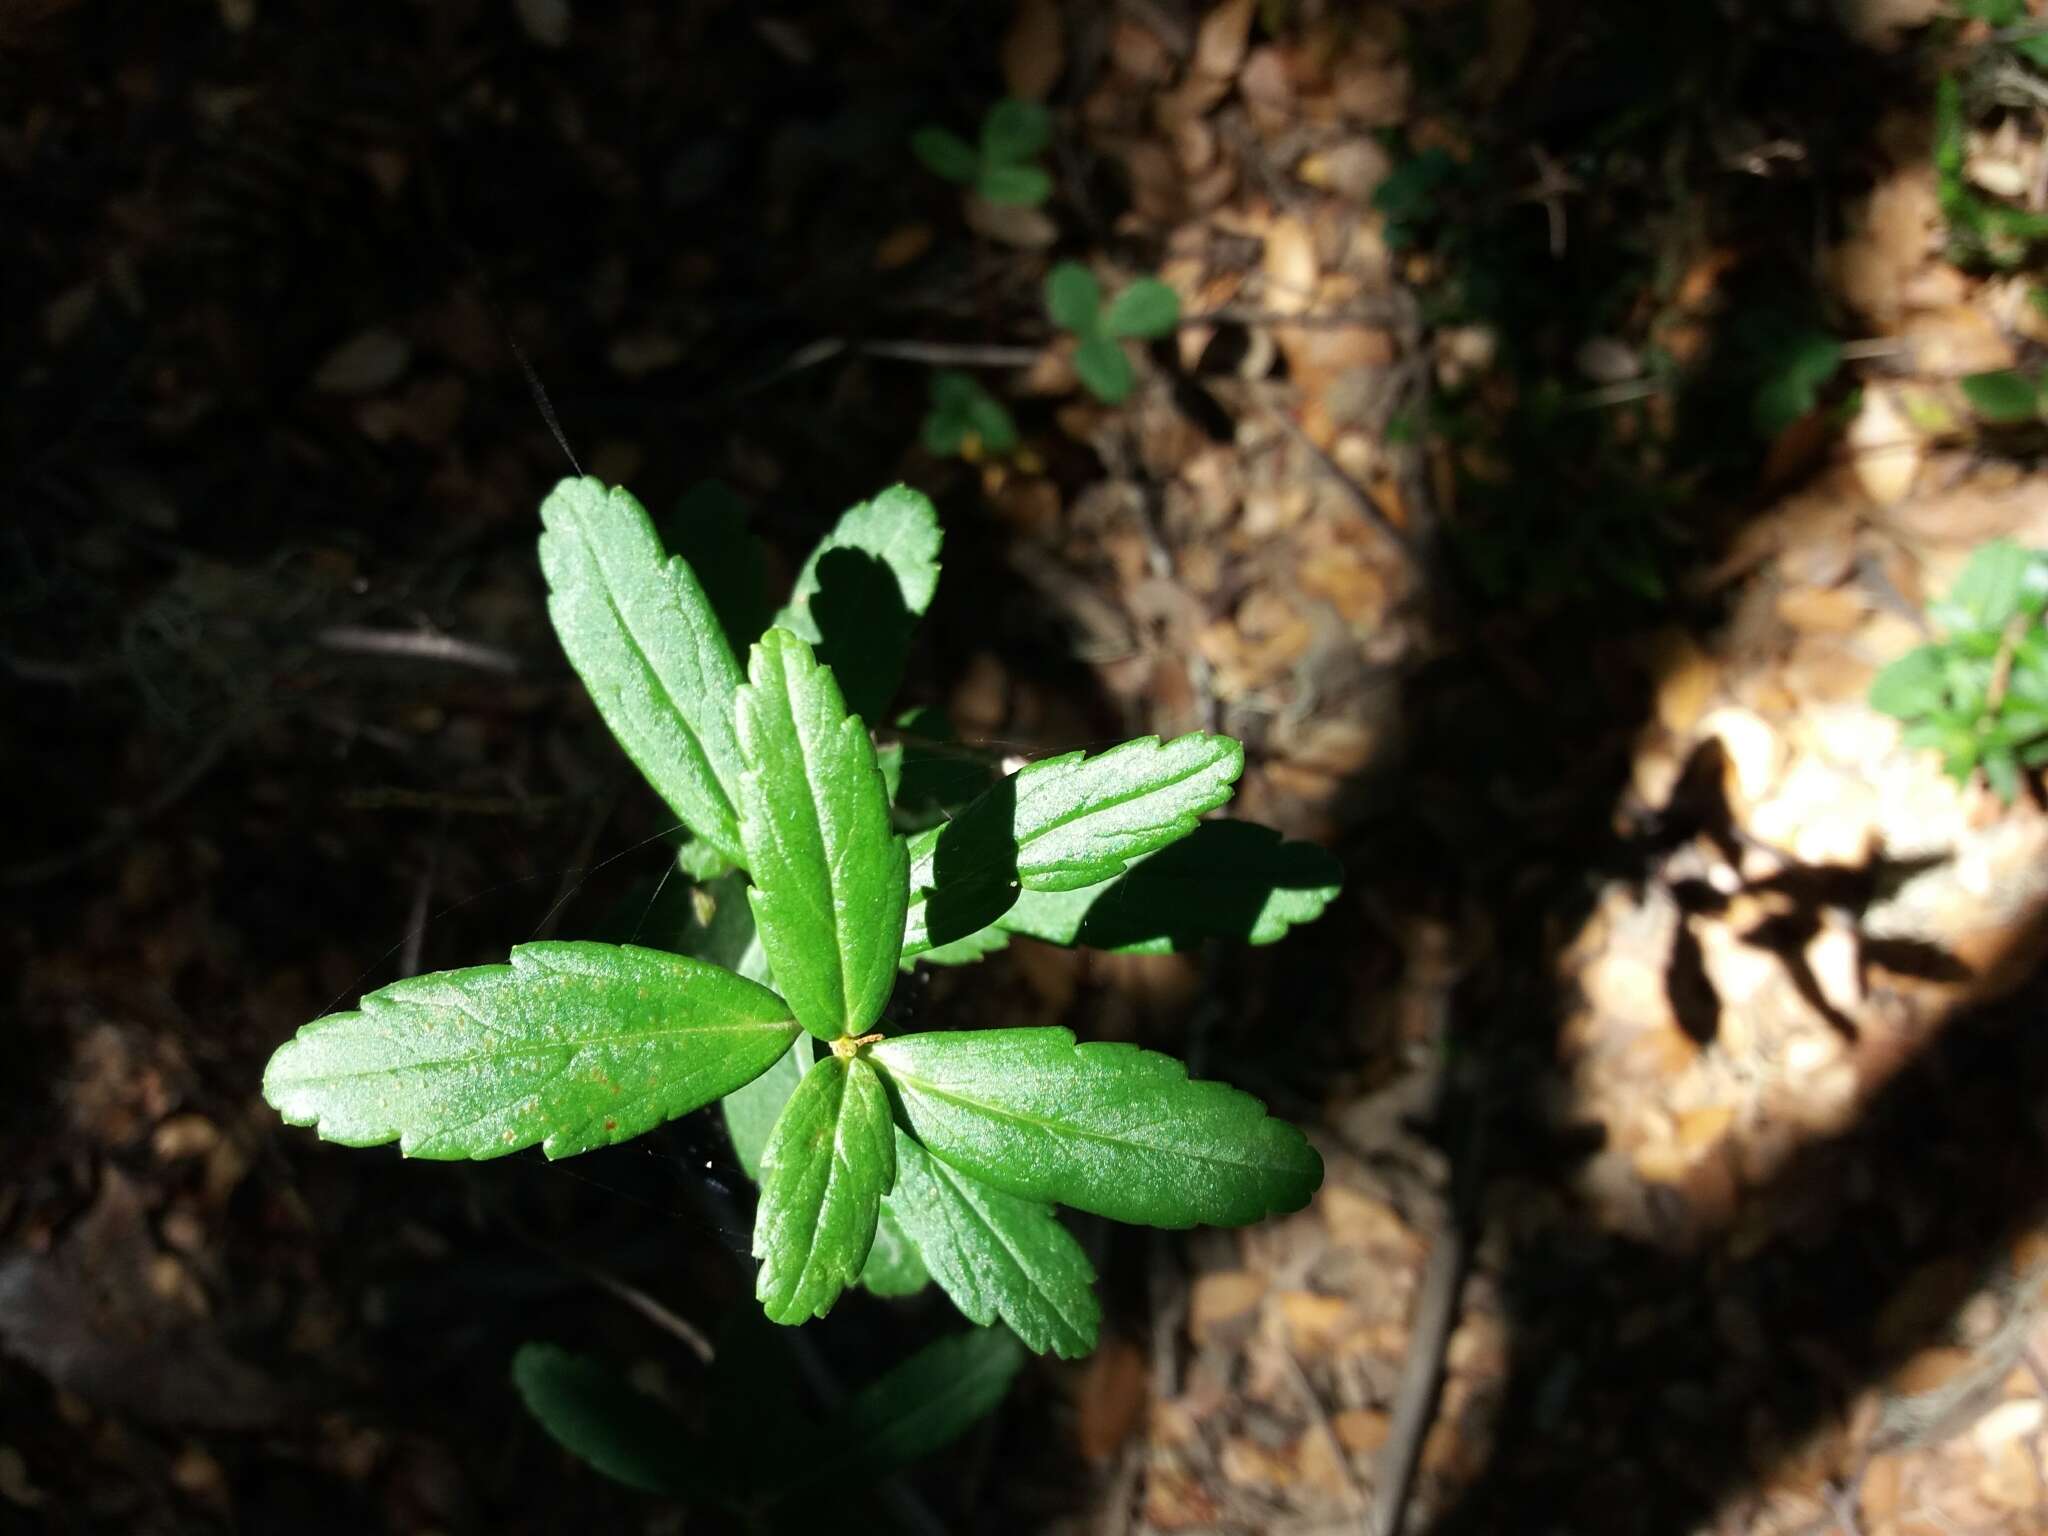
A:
[884,1064,1281,1178]
[580,530,736,838]
[278,1017,796,1083]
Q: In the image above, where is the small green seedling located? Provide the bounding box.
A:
[1045,262,1181,404]
[1960,366,2048,426]
[922,370,1019,460]
[514,1322,1022,1511]
[1871,539,2048,802]
[912,98,1053,207]
[263,478,1337,1392]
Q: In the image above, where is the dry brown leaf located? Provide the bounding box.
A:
[1000,0,1064,101]
[1698,705,1783,807]
[1190,1271,1268,1344]
[1142,1460,1221,1529]
[1331,45,1409,127]
[1676,1103,1736,1157]
[1846,382,1925,505]
[1239,45,1295,133]
[1194,0,1255,79]
[1263,215,1319,313]
[1110,18,1174,85]
[1297,138,1393,202]
[1276,1290,1358,1354]
[1221,1434,1299,1490]
[1833,168,1940,327]
[1775,585,1867,633]
[1870,460,2048,548]
[964,192,1058,249]
[1125,139,1187,226]
[1320,1185,1420,1256]
[1903,305,2018,377]
[1649,629,1721,736]
[872,223,932,271]
[1334,1408,1391,1453]
[1075,1336,1149,1460]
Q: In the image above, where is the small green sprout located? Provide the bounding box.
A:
[912,98,1053,207]
[1044,262,1181,404]
[1871,539,2048,802]
[262,476,1338,1399]
[1960,367,2047,425]
[514,1325,1023,1508]
[922,370,1020,460]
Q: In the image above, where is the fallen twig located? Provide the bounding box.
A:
[317,624,521,675]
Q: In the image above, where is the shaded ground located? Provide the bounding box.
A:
[10,1,2048,1533]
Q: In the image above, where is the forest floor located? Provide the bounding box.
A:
[10,1,2048,1533]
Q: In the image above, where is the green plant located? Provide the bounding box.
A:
[513,1321,1022,1513]
[921,369,1019,459]
[1960,365,2048,424]
[1936,73,2048,268]
[263,479,1337,1387]
[911,98,1053,206]
[1044,262,1181,404]
[1870,539,2048,801]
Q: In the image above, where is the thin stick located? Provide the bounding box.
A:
[317,624,522,675]
[1367,1214,1468,1536]
[1277,1345,1367,1513]
[1268,406,1424,577]
[578,1262,717,1365]
[856,339,1043,367]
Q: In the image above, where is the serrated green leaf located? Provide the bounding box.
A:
[1074,331,1135,403]
[978,162,1053,206]
[540,478,749,861]
[857,1201,930,1296]
[872,1028,1322,1227]
[736,629,909,1041]
[1870,646,1948,719]
[1960,369,2042,425]
[905,925,1013,970]
[511,1344,701,1496]
[899,732,1243,959]
[1045,262,1102,333]
[813,1326,1026,1482]
[1946,540,2038,629]
[775,485,942,722]
[725,1033,812,1181]
[1102,278,1181,340]
[754,1054,896,1322]
[911,126,977,182]
[263,942,798,1160]
[981,98,1051,165]
[990,732,1244,889]
[724,1032,928,1296]
[885,1131,1098,1357]
[998,820,1342,952]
